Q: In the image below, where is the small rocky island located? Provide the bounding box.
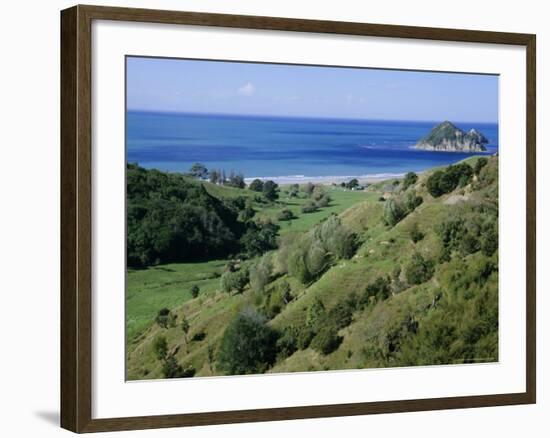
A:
[415,121,488,152]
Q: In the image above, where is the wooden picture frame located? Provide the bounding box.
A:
[61,4,536,433]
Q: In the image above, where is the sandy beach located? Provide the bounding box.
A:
[244,173,407,186]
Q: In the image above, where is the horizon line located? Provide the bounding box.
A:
[126,108,499,125]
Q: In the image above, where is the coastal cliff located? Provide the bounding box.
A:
[415,121,488,152]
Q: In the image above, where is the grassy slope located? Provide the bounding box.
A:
[127,156,497,379]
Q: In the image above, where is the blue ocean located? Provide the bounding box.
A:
[126,111,498,181]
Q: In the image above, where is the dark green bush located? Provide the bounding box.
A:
[153,335,168,361]
[155,307,176,328]
[474,157,488,175]
[310,326,342,355]
[409,223,425,243]
[217,308,279,375]
[405,253,435,285]
[364,276,391,303]
[277,208,295,221]
[426,164,473,197]
[162,355,196,378]
[402,172,418,190]
[276,326,298,359]
[191,284,200,298]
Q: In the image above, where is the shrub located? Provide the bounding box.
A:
[310,326,342,355]
[364,276,391,304]
[277,208,295,221]
[191,331,206,342]
[405,253,435,285]
[217,308,279,375]
[405,190,423,212]
[474,157,488,175]
[481,224,498,256]
[287,242,313,284]
[191,284,200,298]
[306,298,326,331]
[155,307,176,328]
[276,326,299,359]
[327,300,354,329]
[162,355,196,378]
[301,200,318,213]
[315,194,331,208]
[248,178,264,192]
[383,198,406,226]
[297,326,315,350]
[402,172,418,190]
[153,335,168,361]
[220,269,249,294]
[409,223,425,243]
[249,254,273,294]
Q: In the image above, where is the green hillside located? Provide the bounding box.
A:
[126,156,498,380]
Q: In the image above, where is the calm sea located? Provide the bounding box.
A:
[126,111,498,180]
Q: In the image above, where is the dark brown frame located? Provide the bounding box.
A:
[61,4,536,433]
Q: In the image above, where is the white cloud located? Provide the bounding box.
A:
[237,82,256,96]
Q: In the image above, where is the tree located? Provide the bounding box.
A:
[209,170,220,184]
[217,308,279,375]
[240,222,279,257]
[227,172,246,189]
[248,178,264,192]
[153,335,168,361]
[189,163,208,179]
[402,172,418,190]
[262,180,279,201]
[191,284,200,298]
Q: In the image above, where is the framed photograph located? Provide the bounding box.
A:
[60,5,536,433]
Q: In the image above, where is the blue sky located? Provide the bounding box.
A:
[126,57,498,123]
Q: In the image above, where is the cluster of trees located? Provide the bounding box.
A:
[127,164,283,268]
[302,185,332,213]
[284,215,357,284]
[127,163,243,267]
[426,163,474,197]
[189,162,245,188]
[248,178,279,201]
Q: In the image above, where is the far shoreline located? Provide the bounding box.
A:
[243,173,411,186]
